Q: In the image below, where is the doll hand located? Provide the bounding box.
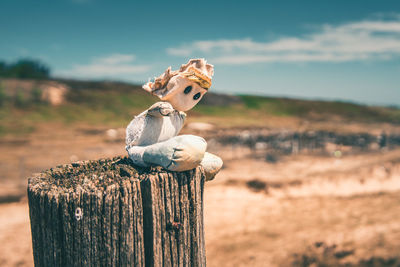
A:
[147,102,175,117]
[143,135,207,172]
[167,136,207,171]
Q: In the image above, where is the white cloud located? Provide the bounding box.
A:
[55,54,151,80]
[96,54,136,65]
[167,17,400,64]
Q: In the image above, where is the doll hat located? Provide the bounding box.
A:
[143,58,214,97]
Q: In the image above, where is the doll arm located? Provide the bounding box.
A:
[147,101,175,117]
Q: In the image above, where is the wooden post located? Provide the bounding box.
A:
[28,157,206,267]
[141,169,206,267]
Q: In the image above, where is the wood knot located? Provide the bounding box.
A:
[75,207,83,221]
[167,221,181,232]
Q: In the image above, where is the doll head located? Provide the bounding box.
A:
[143,58,214,111]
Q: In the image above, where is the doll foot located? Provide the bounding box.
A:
[126,145,148,167]
[200,152,223,181]
[143,135,206,171]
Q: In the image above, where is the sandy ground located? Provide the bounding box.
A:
[1,124,400,266]
[205,152,400,266]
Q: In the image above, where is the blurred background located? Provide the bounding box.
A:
[1,0,400,266]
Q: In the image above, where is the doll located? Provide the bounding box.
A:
[125,59,222,180]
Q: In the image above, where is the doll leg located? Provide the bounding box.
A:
[126,145,148,167]
[200,152,223,181]
[143,135,207,171]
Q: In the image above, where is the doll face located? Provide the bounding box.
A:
[161,75,207,111]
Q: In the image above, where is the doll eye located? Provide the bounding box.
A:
[193,93,201,100]
[184,86,192,94]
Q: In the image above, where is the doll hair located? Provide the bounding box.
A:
[143,58,214,97]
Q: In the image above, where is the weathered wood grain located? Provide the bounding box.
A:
[28,157,206,267]
[140,168,206,267]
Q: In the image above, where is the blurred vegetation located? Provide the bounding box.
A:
[0,80,156,136]
[0,83,6,107]
[0,59,50,79]
[14,89,27,108]
[239,95,400,122]
[291,242,400,267]
[0,78,399,137]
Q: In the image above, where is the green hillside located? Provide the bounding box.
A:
[0,78,399,136]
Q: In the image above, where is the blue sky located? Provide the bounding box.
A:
[1,0,400,106]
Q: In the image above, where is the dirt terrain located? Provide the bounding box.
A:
[0,122,400,266]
